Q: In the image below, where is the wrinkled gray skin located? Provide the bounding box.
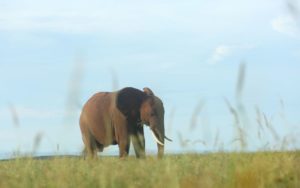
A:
[79,87,170,158]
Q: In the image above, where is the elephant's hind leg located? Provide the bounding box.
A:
[95,141,104,152]
[82,131,98,159]
[82,143,103,159]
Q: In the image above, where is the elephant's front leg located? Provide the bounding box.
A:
[117,123,131,158]
[114,115,131,158]
[132,125,145,158]
[118,136,130,158]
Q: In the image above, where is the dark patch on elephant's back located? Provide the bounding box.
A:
[116,87,146,121]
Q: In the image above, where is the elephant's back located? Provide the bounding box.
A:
[81,92,115,121]
[85,92,113,108]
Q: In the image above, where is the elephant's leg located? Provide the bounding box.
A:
[132,126,145,158]
[115,114,130,158]
[118,136,130,158]
[82,147,88,159]
[83,132,98,159]
[80,122,97,159]
[95,142,104,152]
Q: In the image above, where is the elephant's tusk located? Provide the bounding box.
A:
[164,136,173,142]
[151,131,164,146]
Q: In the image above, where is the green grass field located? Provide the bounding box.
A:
[0,152,299,188]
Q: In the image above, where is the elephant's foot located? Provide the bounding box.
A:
[82,147,98,160]
[136,153,146,159]
[119,150,129,158]
[118,138,130,158]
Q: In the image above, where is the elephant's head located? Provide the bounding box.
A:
[116,87,172,158]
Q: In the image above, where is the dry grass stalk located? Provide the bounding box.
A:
[189,100,205,131]
[9,104,20,128]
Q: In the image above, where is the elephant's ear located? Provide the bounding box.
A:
[143,87,154,96]
[116,87,146,120]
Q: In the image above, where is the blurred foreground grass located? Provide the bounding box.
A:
[0,152,299,188]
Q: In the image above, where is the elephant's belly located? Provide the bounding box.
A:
[100,141,118,148]
[90,126,115,146]
[112,140,118,145]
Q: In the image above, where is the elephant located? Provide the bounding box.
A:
[79,87,172,158]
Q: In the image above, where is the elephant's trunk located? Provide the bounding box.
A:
[157,142,164,158]
[164,135,172,142]
[151,130,164,146]
[150,127,165,158]
[149,119,172,158]
[150,122,165,158]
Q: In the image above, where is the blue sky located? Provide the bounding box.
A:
[0,0,300,157]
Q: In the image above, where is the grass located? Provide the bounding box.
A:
[3,63,299,188]
[0,151,299,188]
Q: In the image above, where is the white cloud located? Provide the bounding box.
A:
[271,15,300,38]
[208,44,255,65]
[209,45,233,65]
